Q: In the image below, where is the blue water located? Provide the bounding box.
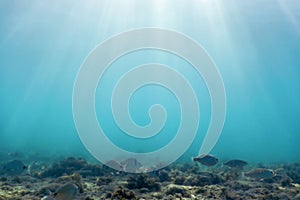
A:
[0,0,299,163]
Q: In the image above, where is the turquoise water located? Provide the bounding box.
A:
[0,1,299,164]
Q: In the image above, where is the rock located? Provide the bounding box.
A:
[164,184,189,197]
[152,192,163,199]
[295,193,300,200]
[195,185,226,199]
[127,174,161,191]
[225,189,242,200]
[184,172,221,186]
[158,170,170,182]
[139,187,149,193]
[96,177,113,186]
[173,176,185,185]
[39,157,104,178]
[284,163,300,184]
[111,187,136,200]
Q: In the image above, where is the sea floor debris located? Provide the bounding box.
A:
[0,157,300,199]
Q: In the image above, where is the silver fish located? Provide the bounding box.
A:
[193,154,218,166]
[53,183,78,200]
[244,168,275,180]
[223,159,248,169]
[105,160,124,171]
[121,158,142,173]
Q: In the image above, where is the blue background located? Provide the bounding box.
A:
[0,0,299,163]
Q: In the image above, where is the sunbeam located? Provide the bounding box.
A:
[278,0,300,35]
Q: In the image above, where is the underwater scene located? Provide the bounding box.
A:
[1,0,300,199]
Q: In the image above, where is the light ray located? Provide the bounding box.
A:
[278,0,300,35]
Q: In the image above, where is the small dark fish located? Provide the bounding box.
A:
[193,154,218,166]
[244,168,275,180]
[223,159,248,169]
[53,183,78,200]
[1,160,26,176]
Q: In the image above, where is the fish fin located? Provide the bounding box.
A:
[123,163,128,173]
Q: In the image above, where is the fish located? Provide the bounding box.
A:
[223,159,248,169]
[244,168,275,180]
[0,160,26,176]
[27,161,46,176]
[105,160,124,171]
[121,158,142,173]
[53,183,78,200]
[192,154,218,166]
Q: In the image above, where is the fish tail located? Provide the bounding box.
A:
[27,161,34,176]
[239,172,246,180]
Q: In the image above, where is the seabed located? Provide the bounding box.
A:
[1,156,300,199]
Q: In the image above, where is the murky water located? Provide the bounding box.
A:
[0,0,299,164]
